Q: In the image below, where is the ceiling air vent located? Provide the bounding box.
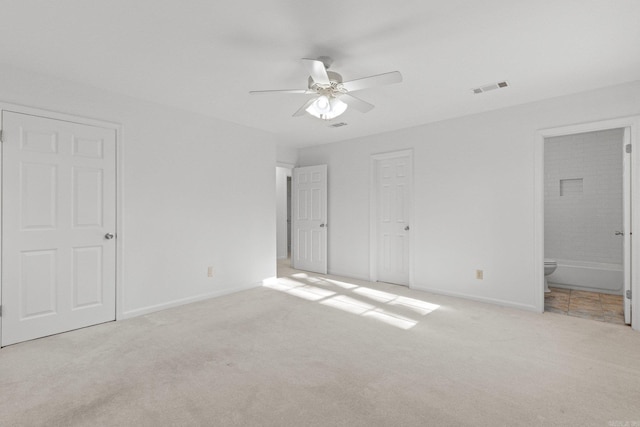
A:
[328,122,348,128]
[472,81,510,94]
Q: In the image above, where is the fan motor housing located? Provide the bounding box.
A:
[308,71,345,96]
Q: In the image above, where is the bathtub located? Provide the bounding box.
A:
[547,259,623,295]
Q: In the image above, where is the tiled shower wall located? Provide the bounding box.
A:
[544,128,624,265]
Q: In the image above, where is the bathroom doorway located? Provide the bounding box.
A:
[535,117,640,331]
[544,128,628,324]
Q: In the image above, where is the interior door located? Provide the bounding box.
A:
[292,165,327,274]
[376,155,411,285]
[623,127,632,324]
[1,111,117,346]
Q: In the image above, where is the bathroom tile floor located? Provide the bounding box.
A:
[544,286,626,324]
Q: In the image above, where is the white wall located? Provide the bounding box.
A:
[544,129,624,265]
[297,81,640,310]
[0,64,278,317]
[277,145,298,166]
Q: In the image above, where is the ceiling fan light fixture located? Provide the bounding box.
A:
[306,96,348,120]
[315,95,331,113]
[250,58,402,120]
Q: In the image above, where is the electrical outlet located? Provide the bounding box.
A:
[207,266,214,278]
[476,270,484,280]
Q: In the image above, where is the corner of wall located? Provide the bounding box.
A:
[277,145,299,166]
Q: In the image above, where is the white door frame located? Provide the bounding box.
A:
[275,162,294,263]
[0,103,125,346]
[534,116,640,331]
[370,149,414,286]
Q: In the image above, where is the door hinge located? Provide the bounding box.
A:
[626,290,632,300]
[0,129,3,143]
[626,144,632,154]
[0,305,2,316]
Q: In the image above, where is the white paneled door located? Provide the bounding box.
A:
[375,154,411,286]
[292,165,327,274]
[1,111,117,346]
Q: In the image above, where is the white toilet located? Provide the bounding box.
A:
[544,258,557,293]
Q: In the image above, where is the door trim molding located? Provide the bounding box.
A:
[369,149,414,286]
[0,103,125,344]
[534,116,640,331]
[276,162,295,169]
[275,165,294,261]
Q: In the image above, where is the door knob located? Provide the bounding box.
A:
[615,231,624,236]
[404,226,410,231]
[320,223,326,228]
[105,233,115,240]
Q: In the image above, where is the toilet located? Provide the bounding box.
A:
[544,258,557,293]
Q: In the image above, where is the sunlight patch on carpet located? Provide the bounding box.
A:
[353,287,440,315]
[265,273,440,330]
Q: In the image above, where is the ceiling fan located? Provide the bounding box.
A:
[249,57,403,120]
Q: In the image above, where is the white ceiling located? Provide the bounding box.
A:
[1,0,639,147]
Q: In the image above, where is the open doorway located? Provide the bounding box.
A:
[543,128,628,324]
[276,166,293,268]
[534,117,640,330]
[276,164,328,276]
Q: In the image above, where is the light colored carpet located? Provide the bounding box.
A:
[1,261,640,426]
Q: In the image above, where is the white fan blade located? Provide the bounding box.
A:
[250,89,314,95]
[302,58,330,85]
[342,71,403,92]
[340,94,375,113]
[292,97,318,117]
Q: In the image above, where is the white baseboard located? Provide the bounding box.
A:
[410,285,540,313]
[121,281,262,319]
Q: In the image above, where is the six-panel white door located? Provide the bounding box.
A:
[376,155,411,285]
[292,165,327,274]
[1,111,116,346]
